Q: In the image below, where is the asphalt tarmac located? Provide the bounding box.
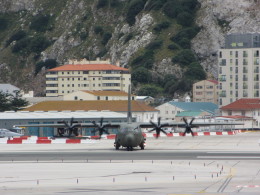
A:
[0,132,260,194]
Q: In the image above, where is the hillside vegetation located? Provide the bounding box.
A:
[3,0,257,100]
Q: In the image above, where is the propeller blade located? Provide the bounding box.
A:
[183,117,188,125]
[158,117,161,126]
[189,117,195,125]
[100,117,103,127]
[148,128,156,132]
[150,120,158,128]
[70,117,74,126]
[63,120,70,128]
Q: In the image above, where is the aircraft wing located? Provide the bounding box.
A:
[167,121,244,128]
[15,123,121,129]
[15,124,69,128]
[139,121,244,129]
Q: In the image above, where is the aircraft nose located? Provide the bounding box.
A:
[125,133,135,146]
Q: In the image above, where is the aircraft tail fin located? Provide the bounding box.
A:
[127,85,132,123]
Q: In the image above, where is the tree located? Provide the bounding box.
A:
[131,67,152,83]
[137,84,163,97]
[172,49,197,67]
[0,91,28,112]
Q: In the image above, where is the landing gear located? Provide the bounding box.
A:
[139,142,145,150]
[127,147,133,151]
[114,142,120,150]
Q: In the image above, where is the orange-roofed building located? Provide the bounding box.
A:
[22,100,159,122]
[45,59,131,97]
[220,98,260,129]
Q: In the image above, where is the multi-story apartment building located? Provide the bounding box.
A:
[45,59,131,97]
[218,33,260,106]
[192,80,218,104]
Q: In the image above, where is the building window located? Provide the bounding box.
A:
[67,78,70,81]
[219,51,222,58]
[196,86,203,89]
[78,78,80,81]
[83,71,89,74]
[243,51,248,57]
[84,78,87,80]
[105,96,108,100]
[97,96,100,100]
[74,96,78,100]
[235,51,238,58]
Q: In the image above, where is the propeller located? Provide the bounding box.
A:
[92,117,111,138]
[63,117,81,137]
[148,117,169,138]
[182,117,195,136]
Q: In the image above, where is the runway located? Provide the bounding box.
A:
[0,132,260,194]
[0,150,260,162]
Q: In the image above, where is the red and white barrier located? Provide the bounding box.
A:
[0,130,243,144]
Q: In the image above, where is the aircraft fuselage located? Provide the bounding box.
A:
[114,123,145,151]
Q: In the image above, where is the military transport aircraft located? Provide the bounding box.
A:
[15,85,243,151]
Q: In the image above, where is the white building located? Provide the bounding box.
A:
[218,33,260,106]
[220,98,260,129]
[45,59,131,97]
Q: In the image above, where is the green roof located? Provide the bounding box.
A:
[168,101,217,114]
[176,111,203,117]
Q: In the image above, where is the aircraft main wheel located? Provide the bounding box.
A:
[140,142,145,150]
[115,143,120,150]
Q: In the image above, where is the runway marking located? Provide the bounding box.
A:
[236,185,260,188]
[197,156,260,159]
[207,151,260,154]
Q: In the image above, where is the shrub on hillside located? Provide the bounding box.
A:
[6,30,27,46]
[101,32,112,45]
[12,35,51,54]
[0,17,8,31]
[137,84,163,97]
[184,62,206,80]
[168,43,181,50]
[94,26,104,35]
[162,1,183,18]
[35,59,58,75]
[96,0,108,9]
[126,0,146,26]
[30,14,52,32]
[176,12,194,26]
[131,67,152,83]
[145,40,163,50]
[153,21,170,33]
[172,49,196,67]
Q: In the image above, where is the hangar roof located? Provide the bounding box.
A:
[22,100,158,112]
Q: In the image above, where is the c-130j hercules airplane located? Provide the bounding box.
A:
[15,85,243,151]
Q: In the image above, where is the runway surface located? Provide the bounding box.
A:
[0,132,260,194]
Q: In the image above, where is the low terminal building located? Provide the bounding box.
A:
[0,110,128,137]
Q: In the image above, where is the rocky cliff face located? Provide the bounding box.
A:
[0,0,259,95]
[194,0,260,77]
